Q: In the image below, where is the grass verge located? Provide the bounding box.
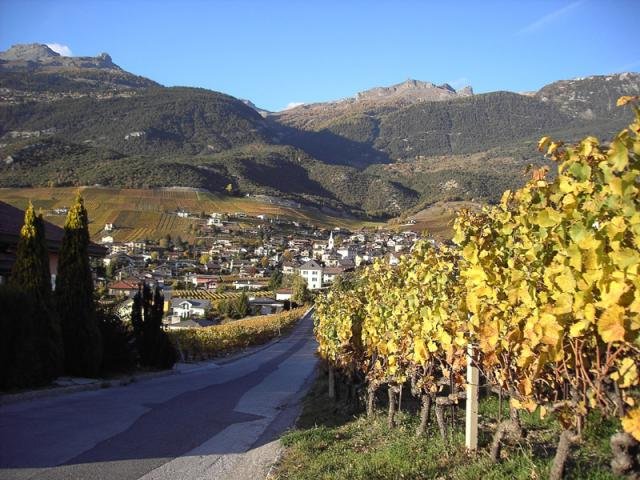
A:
[271,373,622,479]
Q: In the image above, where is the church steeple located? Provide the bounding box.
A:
[328,231,334,250]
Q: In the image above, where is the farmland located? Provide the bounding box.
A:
[0,187,382,242]
[171,290,273,302]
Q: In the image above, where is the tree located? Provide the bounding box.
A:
[269,270,283,291]
[0,285,41,389]
[96,302,135,374]
[199,253,211,265]
[291,275,310,305]
[55,193,103,377]
[130,283,176,369]
[225,183,234,195]
[9,203,64,381]
[260,256,270,268]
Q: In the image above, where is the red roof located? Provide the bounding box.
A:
[108,279,139,290]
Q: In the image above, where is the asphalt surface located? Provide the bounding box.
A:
[0,311,318,480]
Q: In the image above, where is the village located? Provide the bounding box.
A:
[97,210,422,329]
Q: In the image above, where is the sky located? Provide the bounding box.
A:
[0,0,638,111]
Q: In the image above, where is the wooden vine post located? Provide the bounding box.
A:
[465,343,479,452]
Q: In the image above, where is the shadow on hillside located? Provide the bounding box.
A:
[272,121,392,169]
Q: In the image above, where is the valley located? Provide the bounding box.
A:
[1,43,638,221]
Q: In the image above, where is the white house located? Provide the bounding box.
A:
[171,298,211,318]
[101,235,114,244]
[299,260,323,290]
[233,279,265,290]
[104,223,114,231]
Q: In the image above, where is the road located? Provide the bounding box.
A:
[0,310,318,480]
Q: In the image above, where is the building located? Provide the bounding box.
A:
[171,298,211,318]
[0,201,107,286]
[299,259,323,290]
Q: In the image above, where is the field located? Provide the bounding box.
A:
[171,290,273,302]
[0,187,382,241]
[392,200,482,241]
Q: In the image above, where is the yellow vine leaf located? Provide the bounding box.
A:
[598,304,626,343]
[621,408,640,441]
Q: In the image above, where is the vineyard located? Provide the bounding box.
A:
[0,187,380,242]
[168,307,307,360]
[171,289,273,302]
[313,98,640,479]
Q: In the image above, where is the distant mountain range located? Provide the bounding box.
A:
[1,43,638,218]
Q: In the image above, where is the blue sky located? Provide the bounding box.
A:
[1,0,638,111]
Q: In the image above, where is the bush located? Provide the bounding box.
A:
[97,304,136,374]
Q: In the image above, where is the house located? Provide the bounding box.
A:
[104,223,114,231]
[0,201,107,286]
[171,298,211,318]
[282,261,298,276]
[188,274,218,290]
[299,259,323,290]
[101,235,114,244]
[108,279,139,296]
[248,296,285,315]
[233,279,266,290]
[275,288,293,301]
[323,266,346,285]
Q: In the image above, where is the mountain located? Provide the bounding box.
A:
[0,43,159,104]
[273,79,472,131]
[1,44,638,218]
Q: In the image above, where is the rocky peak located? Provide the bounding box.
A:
[355,78,473,103]
[0,43,60,62]
[0,43,121,71]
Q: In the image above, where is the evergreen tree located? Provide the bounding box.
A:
[55,193,103,377]
[0,285,40,389]
[9,203,64,381]
[131,283,176,369]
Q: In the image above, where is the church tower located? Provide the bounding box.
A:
[328,231,334,250]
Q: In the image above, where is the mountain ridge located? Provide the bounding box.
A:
[0,43,638,218]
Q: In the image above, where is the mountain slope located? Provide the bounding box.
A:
[1,43,638,218]
[0,44,159,104]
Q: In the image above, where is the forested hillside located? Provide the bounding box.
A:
[1,43,638,218]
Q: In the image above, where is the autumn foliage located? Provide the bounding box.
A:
[313,98,640,473]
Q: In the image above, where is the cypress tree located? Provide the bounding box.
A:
[55,193,103,377]
[131,282,176,369]
[8,203,64,382]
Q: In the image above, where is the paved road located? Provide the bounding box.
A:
[0,311,318,480]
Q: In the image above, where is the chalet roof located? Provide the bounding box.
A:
[109,279,139,290]
[299,260,322,271]
[324,266,346,275]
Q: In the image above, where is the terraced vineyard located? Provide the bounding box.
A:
[0,187,380,241]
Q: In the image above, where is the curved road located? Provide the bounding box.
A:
[0,311,318,480]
